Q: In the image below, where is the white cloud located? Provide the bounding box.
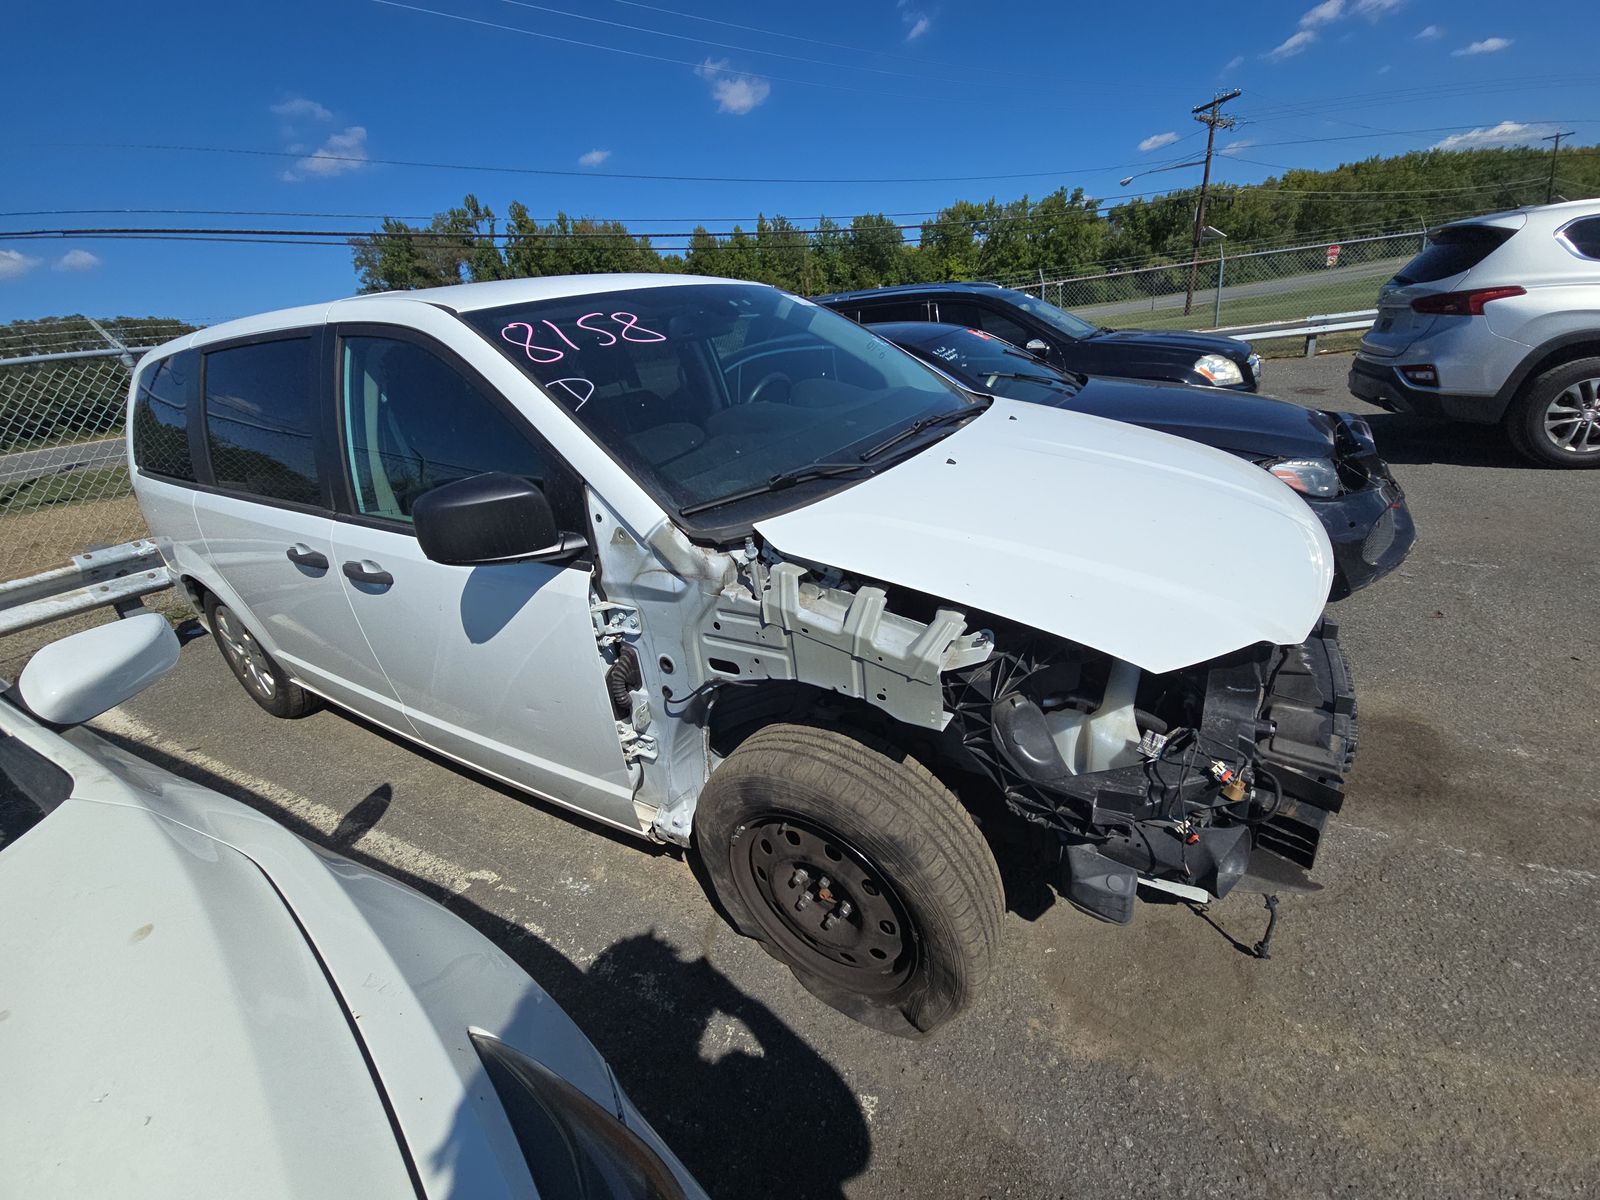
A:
[1353,0,1403,17]
[1220,139,1257,157]
[0,250,40,281]
[1454,37,1512,56]
[54,250,102,272]
[897,0,931,41]
[1266,29,1317,60]
[1222,54,1245,73]
[1138,131,1180,152]
[694,59,771,114]
[1300,1,1343,28]
[578,148,612,167]
[283,125,368,180]
[270,96,332,121]
[1431,120,1557,151]
[1416,23,1442,39]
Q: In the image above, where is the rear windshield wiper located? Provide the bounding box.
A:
[859,397,992,462]
[678,460,875,517]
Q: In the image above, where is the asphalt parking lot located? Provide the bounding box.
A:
[96,351,1600,1199]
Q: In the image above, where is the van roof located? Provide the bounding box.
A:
[168,273,747,354]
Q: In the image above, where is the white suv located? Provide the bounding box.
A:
[128,274,1357,1034]
[1350,199,1600,467]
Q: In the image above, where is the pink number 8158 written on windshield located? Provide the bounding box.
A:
[500,312,668,365]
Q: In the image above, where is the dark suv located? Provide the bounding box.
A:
[816,281,1263,392]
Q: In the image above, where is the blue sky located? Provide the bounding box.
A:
[2,0,1594,324]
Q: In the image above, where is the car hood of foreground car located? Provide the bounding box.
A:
[0,714,703,1200]
[755,396,1334,674]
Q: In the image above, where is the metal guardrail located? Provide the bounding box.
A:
[0,539,173,637]
[1221,309,1378,357]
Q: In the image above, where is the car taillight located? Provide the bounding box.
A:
[1410,286,1526,316]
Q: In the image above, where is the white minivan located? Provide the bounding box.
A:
[130,274,1357,1034]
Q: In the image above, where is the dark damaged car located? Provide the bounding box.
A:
[816,280,1265,391]
[876,321,1415,599]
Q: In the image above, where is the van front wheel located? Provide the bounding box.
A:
[694,723,1003,1037]
[205,595,321,719]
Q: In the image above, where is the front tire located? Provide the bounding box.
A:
[1506,357,1600,467]
[695,723,1003,1037]
[205,595,321,719]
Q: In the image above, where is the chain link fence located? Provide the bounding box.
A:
[1008,229,1427,338]
[0,343,185,675]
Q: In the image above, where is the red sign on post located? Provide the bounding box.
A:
[1326,244,1342,268]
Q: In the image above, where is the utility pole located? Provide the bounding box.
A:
[1543,130,1576,204]
[1184,89,1241,317]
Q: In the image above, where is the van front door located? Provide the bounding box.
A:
[327,329,637,831]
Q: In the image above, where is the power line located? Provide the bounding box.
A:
[39,127,1594,191]
[372,0,1074,111]
[491,0,1047,92]
[1,174,1556,230]
[610,0,1028,79]
[34,140,1216,186]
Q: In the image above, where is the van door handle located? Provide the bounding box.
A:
[286,544,329,570]
[342,560,394,587]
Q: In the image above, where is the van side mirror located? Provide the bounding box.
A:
[17,611,180,725]
[412,472,585,567]
[1023,339,1052,360]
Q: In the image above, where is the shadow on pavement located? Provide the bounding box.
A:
[1361,412,1534,469]
[87,725,872,1200]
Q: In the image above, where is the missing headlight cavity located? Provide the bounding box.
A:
[945,618,1356,921]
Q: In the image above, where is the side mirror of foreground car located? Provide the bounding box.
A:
[17,610,180,725]
[412,472,586,567]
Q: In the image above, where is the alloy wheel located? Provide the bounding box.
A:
[1543,375,1600,456]
[214,607,277,699]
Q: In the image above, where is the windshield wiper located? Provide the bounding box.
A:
[678,460,875,517]
[983,370,1059,385]
[859,397,992,462]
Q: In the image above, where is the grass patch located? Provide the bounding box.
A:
[1101,274,1386,332]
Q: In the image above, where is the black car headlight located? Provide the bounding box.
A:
[472,1032,688,1200]
[1193,353,1245,387]
[1265,457,1341,498]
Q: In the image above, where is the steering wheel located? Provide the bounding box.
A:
[746,372,792,407]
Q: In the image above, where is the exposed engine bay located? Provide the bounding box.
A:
[593,515,1356,925]
[942,619,1357,921]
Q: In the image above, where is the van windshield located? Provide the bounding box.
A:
[463,283,973,521]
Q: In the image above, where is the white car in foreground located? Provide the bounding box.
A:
[0,613,706,1200]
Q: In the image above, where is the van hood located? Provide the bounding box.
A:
[754,397,1334,674]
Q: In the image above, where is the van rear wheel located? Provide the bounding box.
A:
[205,595,321,719]
[694,723,1003,1037]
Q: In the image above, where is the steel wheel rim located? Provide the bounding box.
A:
[1543,376,1600,455]
[215,607,276,699]
[729,812,916,995]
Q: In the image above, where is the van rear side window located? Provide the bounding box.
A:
[203,338,321,506]
[131,350,199,481]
